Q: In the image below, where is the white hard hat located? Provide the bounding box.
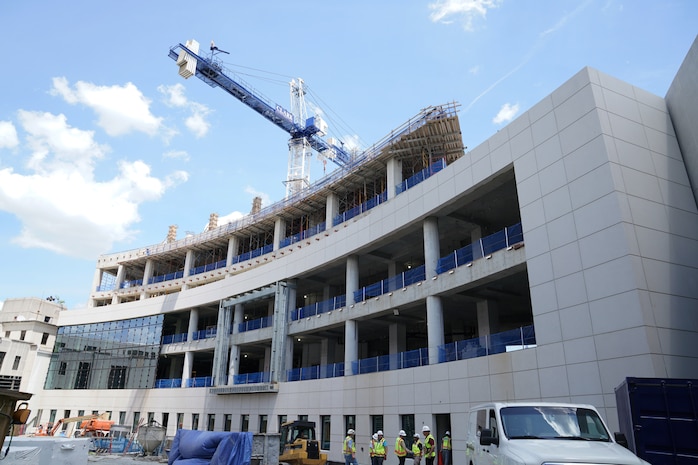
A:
[399,430,406,436]
[422,426,430,432]
[445,431,450,436]
[348,429,355,435]
[373,433,378,440]
[414,433,420,438]
[377,430,383,435]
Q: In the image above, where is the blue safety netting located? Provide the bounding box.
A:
[168,429,253,465]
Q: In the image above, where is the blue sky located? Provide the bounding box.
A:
[0,0,696,309]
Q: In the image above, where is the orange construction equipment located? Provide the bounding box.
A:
[45,412,112,436]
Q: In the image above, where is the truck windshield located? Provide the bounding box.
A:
[500,406,611,441]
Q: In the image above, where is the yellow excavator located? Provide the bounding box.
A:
[279,421,327,465]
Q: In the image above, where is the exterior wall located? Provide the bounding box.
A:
[21,48,698,465]
[666,35,698,205]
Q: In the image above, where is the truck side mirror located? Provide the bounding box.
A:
[479,429,498,446]
[614,433,629,449]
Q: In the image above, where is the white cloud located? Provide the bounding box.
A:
[469,65,481,75]
[185,103,211,138]
[159,84,211,138]
[0,111,188,259]
[493,103,520,124]
[51,77,163,137]
[429,0,502,31]
[164,150,190,161]
[0,121,19,149]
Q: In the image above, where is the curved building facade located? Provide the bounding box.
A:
[30,52,698,464]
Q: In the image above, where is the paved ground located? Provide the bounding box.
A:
[88,453,168,464]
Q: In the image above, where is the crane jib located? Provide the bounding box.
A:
[169,43,351,167]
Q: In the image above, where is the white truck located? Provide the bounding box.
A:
[466,402,650,465]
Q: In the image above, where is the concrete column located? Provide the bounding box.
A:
[426,295,445,365]
[183,250,194,277]
[182,351,193,388]
[346,255,359,305]
[344,320,358,375]
[274,217,286,251]
[320,338,331,366]
[476,300,500,337]
[389,322,407,369]
[111,265,125,305]
[326,193,339,227]
[471,227,483,260]
[264,347,271,373]
[182,250,194,290]
[227,236,239,268]
[388,261,397,279]
[188,308,199,341]
[423,217,440,279]
[141,259,154,300]
[386,157,403,199]
[233,304,244,334]
[227,345,240,385]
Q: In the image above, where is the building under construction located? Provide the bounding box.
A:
[20,37,698,464]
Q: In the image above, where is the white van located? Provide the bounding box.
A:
[466,402,649,465]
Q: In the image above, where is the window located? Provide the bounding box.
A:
[241,414,249,432]
[371,415,383,437]
[321,415,331,450]
[58,362,67,375]
[12,356,21,370]
[74,362,90,388]
[192,414,200,431]
[108,366,127,389]
[119,412,126,425]
[259,415,268,433]
[41,333,49,345]
[147,412,155,424]
[162,412,169,428]
[4,331,10,338]
[299,415,308,421]
[177,413,184,429]
[224,414,232,432]
[278,415,287,432]
[208,414,215,431]
[44,316,51,323]
[344,415,355,437]
[49,410,57,425]
[78,410,85,417]
[133,412,141,432]
[401,414,415,447]
[20,330,26,341]
[0,352,6,370]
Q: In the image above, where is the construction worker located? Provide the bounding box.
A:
[412,433,423,465]
[394,430,408,465]
[374,430,387,465]
[370,433,378,465]
[441,431,452,465]
[422,426,436,465]
[344,429,357,465]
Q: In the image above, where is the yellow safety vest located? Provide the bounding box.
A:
[370,439,376,457]
[442,436,451,450]
[344,436,355,454]
[424,434,436,458]
[412,439,422,456]
[375,438,386,456]
[395,437,407,457]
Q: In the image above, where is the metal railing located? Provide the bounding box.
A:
[279,222,327,249]
[238,316,273,333]
[395,159,447,195]
[233,372,270,384]
[292,295,347,320]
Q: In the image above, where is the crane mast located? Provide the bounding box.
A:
[169,40,351,197]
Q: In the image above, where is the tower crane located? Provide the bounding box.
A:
[169,40,352,197]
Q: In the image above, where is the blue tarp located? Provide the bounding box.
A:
[168,429,253,465]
